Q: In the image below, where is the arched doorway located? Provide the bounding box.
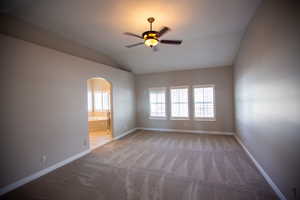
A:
[87,78,112,149]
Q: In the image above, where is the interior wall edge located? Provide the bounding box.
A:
[233,0,300,199]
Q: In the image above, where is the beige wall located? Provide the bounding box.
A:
[135,67,234,132]
[233,0,300,199]
[0,34,136,188]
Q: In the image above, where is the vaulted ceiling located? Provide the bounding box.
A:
[1,0,261,74]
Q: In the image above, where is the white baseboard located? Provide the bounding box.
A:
[137,127,234,135]
[2,128,285,200]
[113,128,138,140]
[234,135,287,200]
[89,139,112,151]
[0,128,138,196]
[0,149,90,196]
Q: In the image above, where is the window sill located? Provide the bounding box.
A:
[194,118,216,122]
[170,117,190,121]
[149,117,167,120]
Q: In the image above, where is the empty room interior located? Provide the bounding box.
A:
[0,0,299,199]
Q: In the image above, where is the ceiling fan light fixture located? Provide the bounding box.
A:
[144,38,158,47]
[124,17,182,49]
[143,31,159,47]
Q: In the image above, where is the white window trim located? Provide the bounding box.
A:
[193,84,216,121]
[149,116,167,120]
[149,87,167,120]
[170,85,190,89]
[170,86,190,120]
[194,117,216,121]
[170,117,190,121]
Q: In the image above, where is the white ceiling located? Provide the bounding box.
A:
[1,0,261,74]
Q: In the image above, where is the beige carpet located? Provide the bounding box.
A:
[2,131,277,200]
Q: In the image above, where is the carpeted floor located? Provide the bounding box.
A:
[2,130,277,200]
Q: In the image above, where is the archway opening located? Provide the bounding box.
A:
[87,78,112,149]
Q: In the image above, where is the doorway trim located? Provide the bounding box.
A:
[87,77,113,150]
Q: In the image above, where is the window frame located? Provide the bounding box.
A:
[170,85,190,120]
[94,90,110,112]
[148,87,167,120]
[193,84,216,121]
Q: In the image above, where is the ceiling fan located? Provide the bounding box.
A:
[124,17,182,51]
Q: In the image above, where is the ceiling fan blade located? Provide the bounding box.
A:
[158,27,170,37]
[124,32,143,39]
[125,42,144,48]
[160,40,182,45]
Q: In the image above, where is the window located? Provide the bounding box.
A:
[194,85,215,120]
[94,91,110,112]
[149,88,166,118]
[170,86,189,119]
[87,90,93,112]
